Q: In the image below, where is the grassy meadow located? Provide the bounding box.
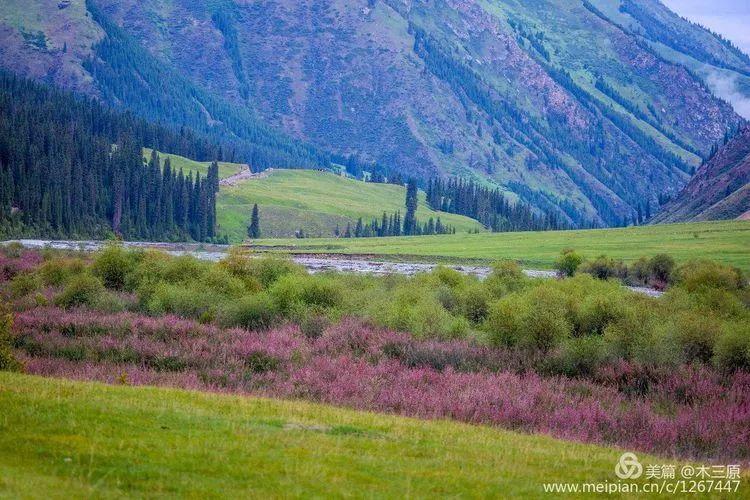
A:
[217,169,484,241]
[142,148,247,180]
[249,220,750,272]
[0,373,713,498]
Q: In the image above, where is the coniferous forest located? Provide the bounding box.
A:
[426,178,568,232]
[0,72,220,241]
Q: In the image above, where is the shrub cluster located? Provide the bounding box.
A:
[556,250,680,289]
[5,245,750,376]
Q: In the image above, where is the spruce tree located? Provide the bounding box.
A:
[248,203,260,239]
[403,178,418,235]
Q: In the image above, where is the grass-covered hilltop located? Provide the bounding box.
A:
[217,169,484,240]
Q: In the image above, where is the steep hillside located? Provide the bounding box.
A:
[0,0,746,226]
[217,169,484,240]
[0,0,332,171]
[654,126,750,223]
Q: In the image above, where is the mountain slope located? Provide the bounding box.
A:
[0,0,746,226]
[654,126,750,223]
[0,0,332,171]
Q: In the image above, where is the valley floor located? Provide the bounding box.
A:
[0,373,723,498]
[248,220,750,273]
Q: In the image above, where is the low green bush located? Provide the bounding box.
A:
[483,294,526,347]
[39,258,86,286]
[459,284,491,324]
[220,252,302,289]
[372,285,467,340]
[219,293,278,331]
[627,257,651,286]
[93,291,128,314]
[484,260,526,297]
[548,336,609,377]
[161,256,212,284]
[0,312,22,372]
[9,272,42,298]
[575,291,630,336]
[54,274,105,310]
[429,266,467,289]
[630,323,680,368]
[672,312,721,364]
[300,313,331,340]
[521,286,573,351]
[713,323,750,372]
[434,285,459,312]
[648,254,675,285]
[555,249,583,278]
[579,255,627,281]
[146,283,221,319]
[245,351,281,374]
[484,285,571,351]
[1,242,23,258]
[269,275,343,312]
[124,250,172,292]
[92,244,140,290]
[198,266,247,298]
[675,260,745,293]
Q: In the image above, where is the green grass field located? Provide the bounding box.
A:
[217,169,484,241]
[249,220,750,272]
[142,148,247,180]
[0,373,715,498]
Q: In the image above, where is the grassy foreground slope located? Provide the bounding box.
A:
[250,220,750,272]
[217,169,484,240]
[0,373,694,498]
[142,148,246,180]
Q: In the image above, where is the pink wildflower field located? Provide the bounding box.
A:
[12,307,750,462]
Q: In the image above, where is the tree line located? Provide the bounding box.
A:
[426,178,568,232]
[337,178,454,238]
[0,71,220,241]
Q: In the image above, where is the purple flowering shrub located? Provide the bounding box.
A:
[0,247,42,282]
[10,308,750,461]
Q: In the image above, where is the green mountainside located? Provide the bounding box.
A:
[0,0,747,227]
